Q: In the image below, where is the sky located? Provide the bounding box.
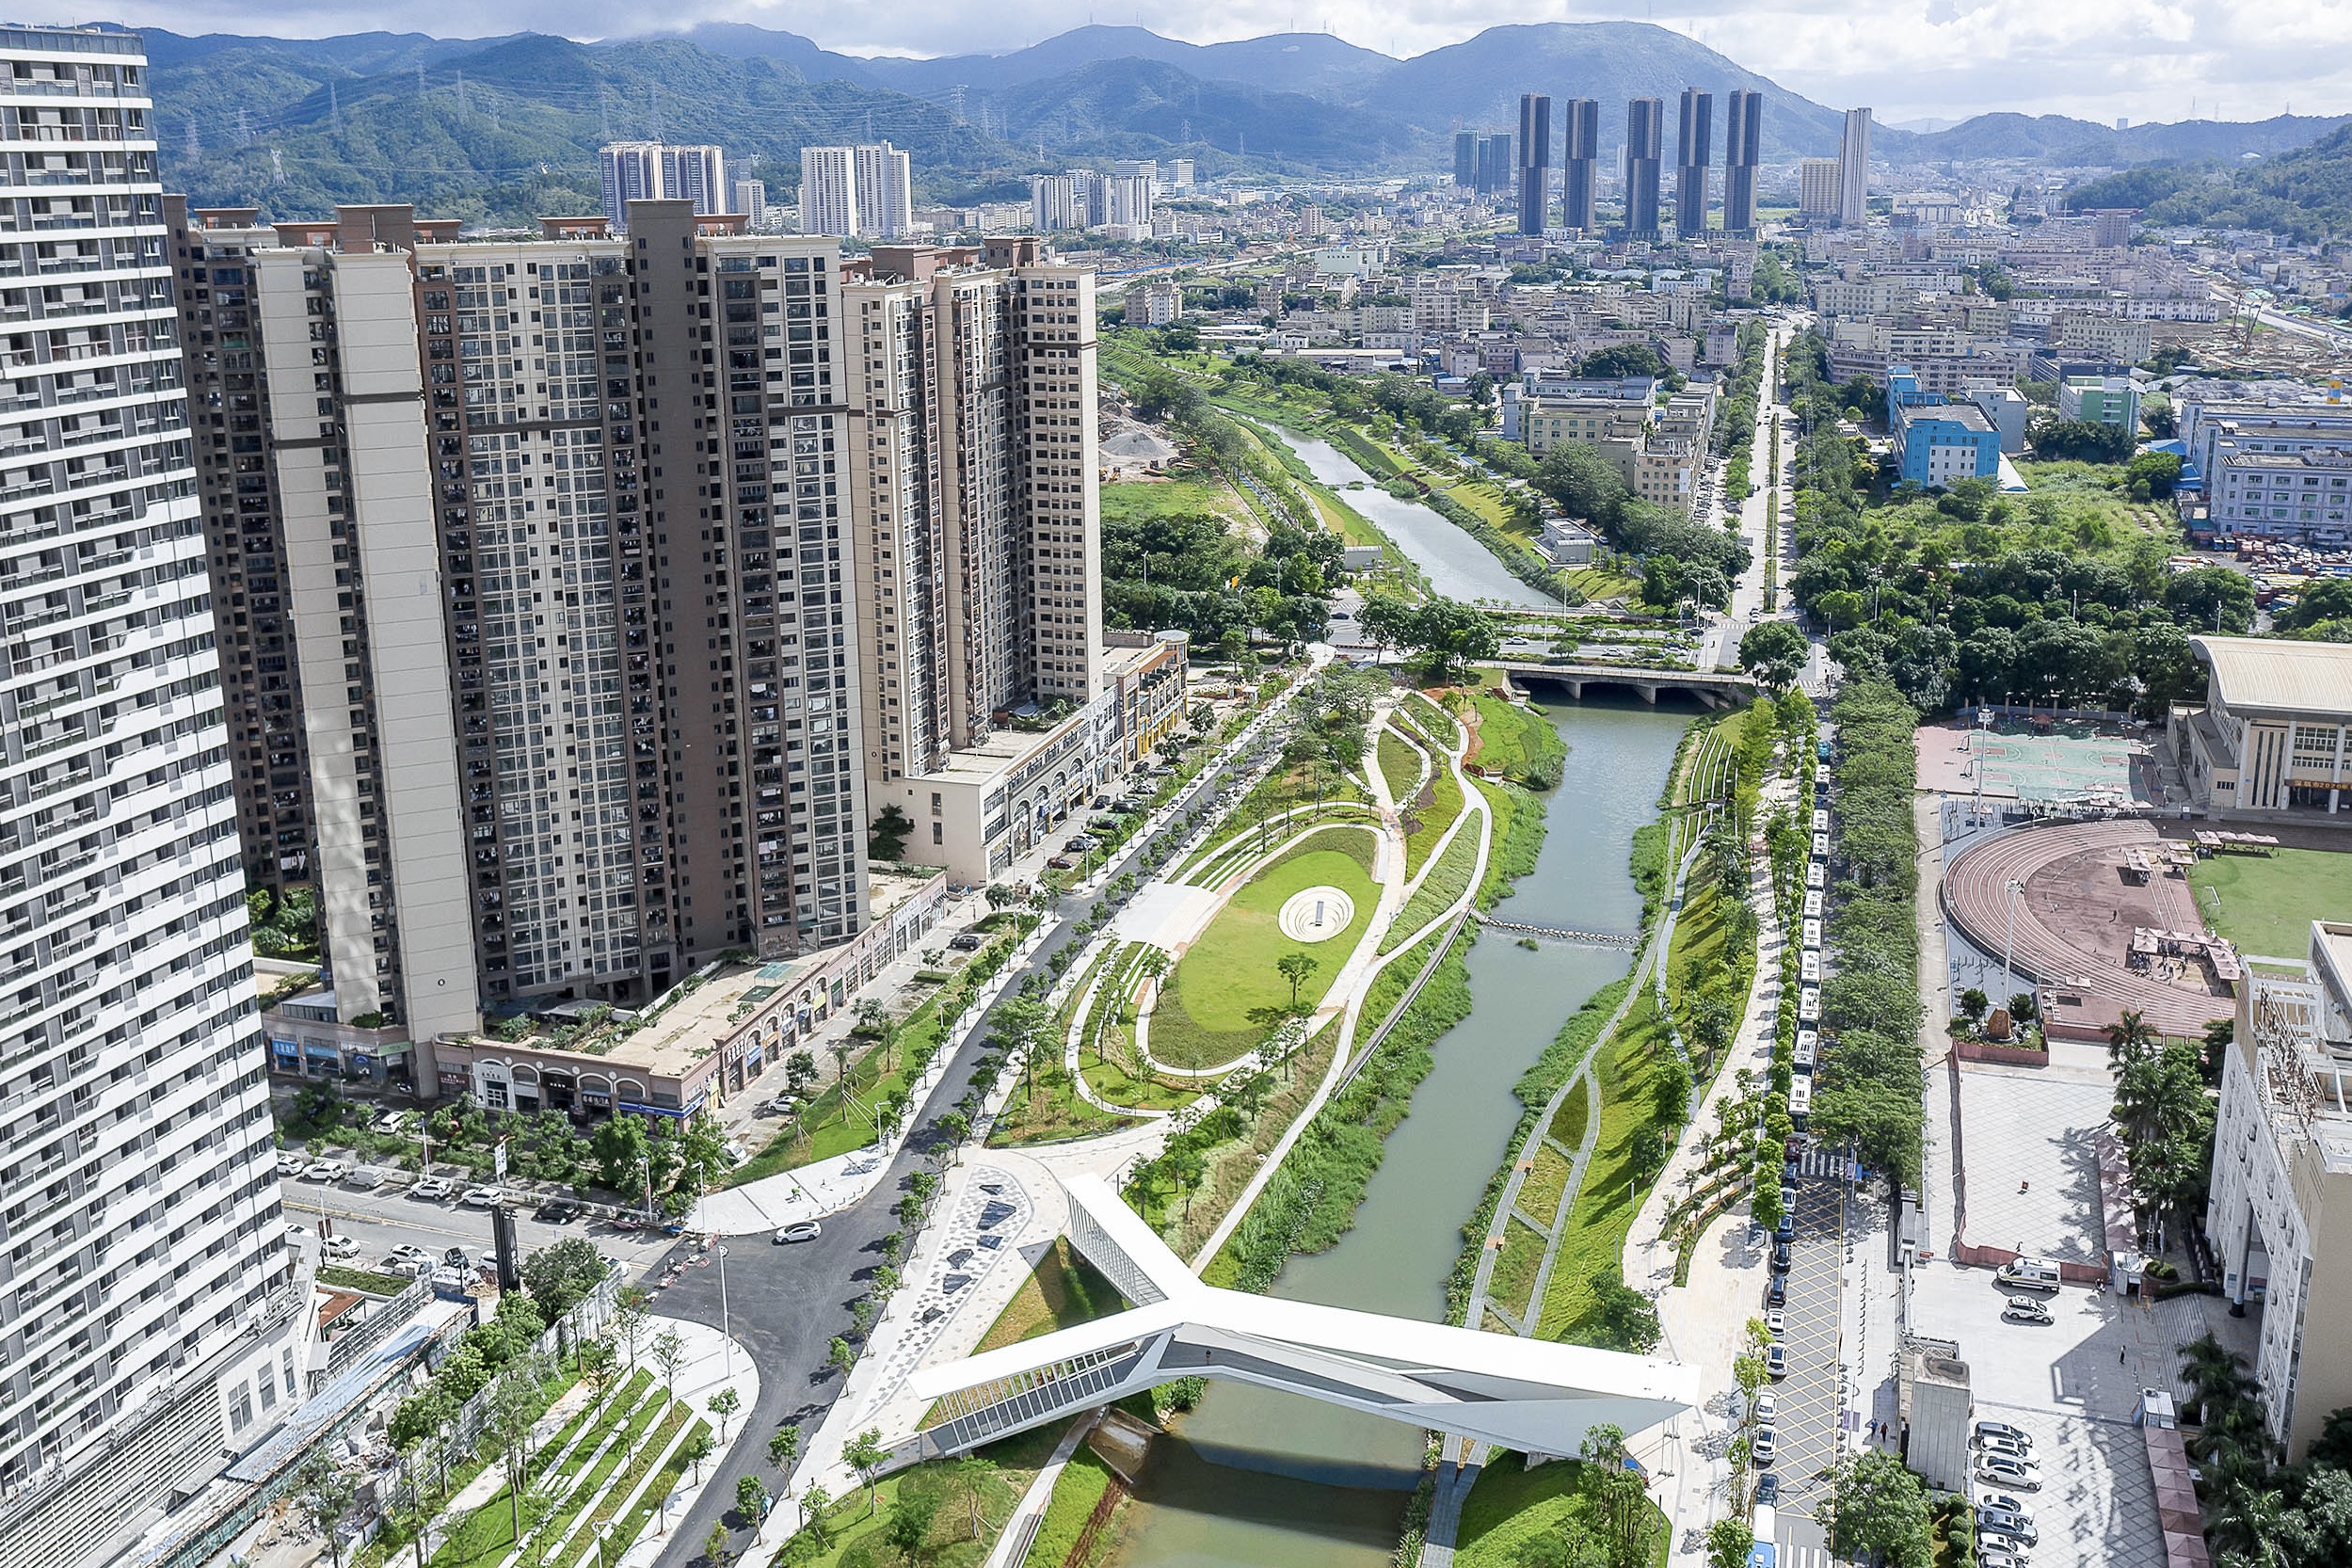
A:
[104,0,2352,126]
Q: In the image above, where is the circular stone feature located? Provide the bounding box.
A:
[1277,886,1355,943]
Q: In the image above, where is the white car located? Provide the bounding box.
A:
[1763,1308,1785,1336]
[773,1221,823,1244]
[321,1235,360,1260]
[409,1176,456,1201]
[1976,1455,2040,1491]
[1974,1420,2034,1449]
[344,1166,388,1191]
[304,1158,350,1181]
[462,1186,504,1208]
[370,1111,409,1136]
[1765,1343,1787,1378]
[1752,1391,1777,1424]
[275,1151,309,1176]
[1752,1424,1777,1464]
[283,1224,312,1246]
[1978,1433,2034,1464]
[1976,1492,2031,1521]
[1978,1551,2030,1568]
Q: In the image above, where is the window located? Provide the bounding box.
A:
[932,822,943,845]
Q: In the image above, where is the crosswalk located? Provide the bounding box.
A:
[1775,1536,1836,1568]
[1791,1147,1853,1180]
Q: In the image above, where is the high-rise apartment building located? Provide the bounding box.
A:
[1561,98,1600,232]
[1722,90,1762,235]
[1453,130,1479,188]
[799,144,915,240]
[733,178,769,227]
[1106,173,1154,229]
[1030,174,1081,233]
[1674,88,1712,238]
[168,201,878,1038]
[0,27,300,1568]
[1515,93,1552,235]
[1476,134,1512,199]
[1624,98,1664,240]
[600,141,728,231]
[1800,158,1843,222]
[1838,108,1872,228]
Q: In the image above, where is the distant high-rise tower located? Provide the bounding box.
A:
[1454,129,1479,187]
[1516,93,1552,234]
[1675,88,1713,238]
[1723,89,1763,234]
[600,141,728,230]
[1838,107,1872,228]
[800,143,915,238]
[1476,133,1512,198]
[1561,97,1600,232]
[1625,97,1664,239]
[659,144,728,215]
[1799,158,1842,221]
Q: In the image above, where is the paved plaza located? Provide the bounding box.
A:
[1913,719,2158,806]
[1950,1065,2119,1265]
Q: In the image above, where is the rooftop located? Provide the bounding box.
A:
[2190,635,2352,721]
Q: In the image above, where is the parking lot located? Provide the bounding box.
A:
[1768,1173,1845,1561]
[1909,1256,2255,1567]
[278,1166,681,1284]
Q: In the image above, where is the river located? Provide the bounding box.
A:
[1263,428,1555,610]
[1110,696,1692,1568]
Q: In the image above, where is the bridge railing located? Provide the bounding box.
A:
[917,1340,1153,1456]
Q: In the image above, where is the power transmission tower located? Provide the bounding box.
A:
[328,83,341,133]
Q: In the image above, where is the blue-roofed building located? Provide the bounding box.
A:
[1892,398,2002,487]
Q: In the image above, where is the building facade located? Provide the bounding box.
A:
[1561,98,1599,233]
[1516,94,1551,237]
[1722,90,1762,235]
[1838,108,1872,228]
[2169,637,2352,819]
[1624,98,1664,240]
[600,142,728,230]
[0,27,301,1568]
[1891,396,2002,487]
[1674,88,1712,239]
[1799,159,1842,222]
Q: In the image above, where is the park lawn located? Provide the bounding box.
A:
[1378,729,1422,802]
[781,1430,1066,1568]
[986,1062,1145,1147]
[1080,1048,1197,1113]
[1454,1451,1669,1568]
[1520,1143,1574,1226]
[1099,472,1251,531]
[1559,566,1640,603]
[1464,685,1567,788]
[1402,759,1467,878]
[1154,847,1378,1069]
[1019,1448,1123,1568]
[2188,845,2352,959]
[1386,822,1480,952]
[976,1239,1128,1352]
[1555,1078,1592,1153]
[1490,1218,1546,1320]
[1535,996,1673,1343]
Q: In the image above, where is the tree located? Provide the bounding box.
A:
[704,1523,734,1568]
[943,1454,998,1542]
[1274,951,1320,1013]
[593,1115,652,1202]
[1576,1424,1652,1568]
[800,1483,834,1540]
[709,1386,743,1441]
[737,1473,773,1540]
[612,1286,649,1371]
[651,1328,687,1403]
[1959,988,1989,1025]
[885,1487,941,1563]
[770,1423,804,1474]
[1401,597,1501,680]
[1357,588,1416,660]
[296,1454,358,1568]
[845,1430,889,1516]
[868,803,915,860]
[680,1424,715,1486]
[1707,1518,1755,1568]
[1821,1450,1934,1568]
[984,882,1019,912]
[1739,619,1810,692]
[486,1368,544,1545]
[829,1336,858,1378]
[1588,1268,1661,1354]
[2166,565,2256,633]
[520,1237,609,1320]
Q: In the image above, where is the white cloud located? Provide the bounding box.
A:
[105,0,2352,125]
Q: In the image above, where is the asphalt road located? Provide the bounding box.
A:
[1772,1171,1846,1566]
[647,711,1291,1566]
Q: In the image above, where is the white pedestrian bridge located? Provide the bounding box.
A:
[904,1175,1698,1461]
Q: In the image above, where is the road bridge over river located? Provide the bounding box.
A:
[1492,662,1758,710]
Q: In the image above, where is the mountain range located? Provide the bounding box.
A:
[128,20,2346,226]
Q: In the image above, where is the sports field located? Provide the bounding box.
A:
[2188,846,2352,959]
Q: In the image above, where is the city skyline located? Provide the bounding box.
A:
[94,4,2351,126]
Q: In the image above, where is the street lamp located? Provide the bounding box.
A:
[2000,877,2025,1016]
[715,1240,734,1381]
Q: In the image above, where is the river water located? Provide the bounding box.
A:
[1111,697,1691,1568]
[1266,429,1555,610]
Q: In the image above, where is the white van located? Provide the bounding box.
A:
[1996,1256,2061,1291]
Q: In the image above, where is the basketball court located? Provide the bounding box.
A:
[1915,718,2158,807]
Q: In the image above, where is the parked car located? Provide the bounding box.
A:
[1091,795,1112,810]
[1752,1473,1779,1506]
[535,1199,581,1224]
[370,1111,409,1136]
[1975,1455,2040,1490]
[1046,856,1075,870]
[1774,1214,1794,1243]
[429,1266,471,1293]
[384,1255,433,1279]
[1978,1433,2034,1464]
[1766,1274,1786,1308]
[1766,1343,1788,1379]
[409,1176,456,1201]
[1977,1551,2029,1568]
[2001,1296,2054,1325]
[1979,1517,2039,1550]
[1752,1425,1776,1465]
[1975,1493,2031,1523]
[755,1096,799,1118]
[1064,835,1096,853]
[1974,1421,2034,1449]
[1764,1308,1785,1336]
[321,1235,360,1260]
[1771,1239,1792,1272]
[462,1186,504,1208]
[344,1166,388,1191]
[284,1224,312,1246]
[304,1158,350,1181]
[774,1221,823,1244]
[442,1246,472,1269]
[387,1244,436,1268]
[948,932,984,952]
[1752,1391,1777,1424]
[275,1151,308,1176]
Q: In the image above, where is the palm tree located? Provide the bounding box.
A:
[2106,1008,2159,1063]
